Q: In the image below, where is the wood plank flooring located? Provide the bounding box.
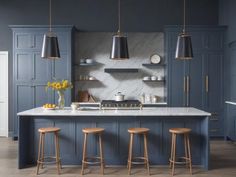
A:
[0,137,235,176]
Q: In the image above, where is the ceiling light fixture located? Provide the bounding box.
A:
[110,0,129,60]
[175,0,193,60]
[41,0,60,59]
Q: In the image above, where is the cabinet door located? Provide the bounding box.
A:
[168,52,187,106]
[207,53,224,136]
[14,85,33,135]
[14,52,33,82]
[52,53,71,106]
[186,53,205,109]
[33,85,52,107]
[14,33,33,49]
[32,52,51,82]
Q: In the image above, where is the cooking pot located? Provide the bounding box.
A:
[115,92,125,101]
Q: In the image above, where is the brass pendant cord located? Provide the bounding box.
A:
[49,0,52,32]
[118,0,121,34]
[183,0,186,33]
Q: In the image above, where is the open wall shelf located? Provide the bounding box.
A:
[142,63,166,67]
[104,68,139,73]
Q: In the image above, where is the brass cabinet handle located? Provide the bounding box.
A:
[184,76,186,93]
[186,75,190,93]
[206,75,209,93]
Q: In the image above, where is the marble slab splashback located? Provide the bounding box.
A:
[74,32,165,102]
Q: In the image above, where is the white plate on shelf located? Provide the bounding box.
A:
[150,54,161,64]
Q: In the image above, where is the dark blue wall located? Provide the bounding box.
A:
[0,0,219,133]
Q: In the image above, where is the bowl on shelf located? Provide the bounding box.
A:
[86,59,94,64]
[80,59,86,63]
[151,76,157,80]
[143,76,151,81]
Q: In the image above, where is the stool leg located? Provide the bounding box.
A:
[187,134,192,175]
[99,133,104,175]
[128,133,134,175]
[36,133,43,175]
[41,133,45,169]
[184,134,188,168]
[127,136,131,169]
[56,132,62,169]
[171,134,176,176]
[55,132,60,175]
[81,133,87,175]
[169,133,174,168]
[144,133,150,175]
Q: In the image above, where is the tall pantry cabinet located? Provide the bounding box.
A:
[11,26,73,138]
[165,26,226,137]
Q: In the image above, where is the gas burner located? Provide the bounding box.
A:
[101,100,142,110]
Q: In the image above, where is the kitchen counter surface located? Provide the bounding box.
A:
[18,107,211,117]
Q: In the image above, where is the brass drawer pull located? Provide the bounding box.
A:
[210,129,219,132]
[210,118,218,121]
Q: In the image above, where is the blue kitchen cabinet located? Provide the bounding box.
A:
[165,26,226,137]
[226,104,236,141]
[11,26,74,138]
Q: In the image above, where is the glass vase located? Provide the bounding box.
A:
[57,90,65,109]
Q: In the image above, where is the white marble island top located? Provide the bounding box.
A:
[18,107,211,117]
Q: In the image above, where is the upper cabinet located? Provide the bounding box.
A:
[11,26,74,137]
[165,26,226,137]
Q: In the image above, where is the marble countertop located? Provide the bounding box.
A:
[18,107,211,117]
[225,101,236,105]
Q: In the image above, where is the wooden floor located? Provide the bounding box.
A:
[0,137,236,177]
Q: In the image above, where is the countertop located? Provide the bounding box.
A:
[225,101,236,106]
[18,107,211,117]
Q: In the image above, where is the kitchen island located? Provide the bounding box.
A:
[18,107,210,169]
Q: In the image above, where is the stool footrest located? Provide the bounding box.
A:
[83,156,104,165]
[37,156,61,165]
[169,157,191,165]
[129,156,148,165]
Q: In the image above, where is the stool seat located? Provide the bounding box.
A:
[81,127,105,175]
[38,127,60,133]
[36,127,61,175]
[127,127,150,175]
[128,128,149,134]
[169,128,191,134]
[169,128,192,176]
[82,128,104,133]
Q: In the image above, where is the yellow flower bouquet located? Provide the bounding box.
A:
[46,80,73,109]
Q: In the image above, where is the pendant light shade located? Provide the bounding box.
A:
[41,32,60,59]
[175,33,193,60]
[110,34,129,59]
[175,0,193,60]
[110,0,129,60]
[41,0,60,59]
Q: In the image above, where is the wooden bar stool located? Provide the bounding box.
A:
[36,127,61,175]
[81,128,105,175]
[169,128,192,176]
[127,128,150,175]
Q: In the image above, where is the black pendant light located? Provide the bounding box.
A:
[110,0,129,60]
[41,0,60,59]
[175,0,193,60]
